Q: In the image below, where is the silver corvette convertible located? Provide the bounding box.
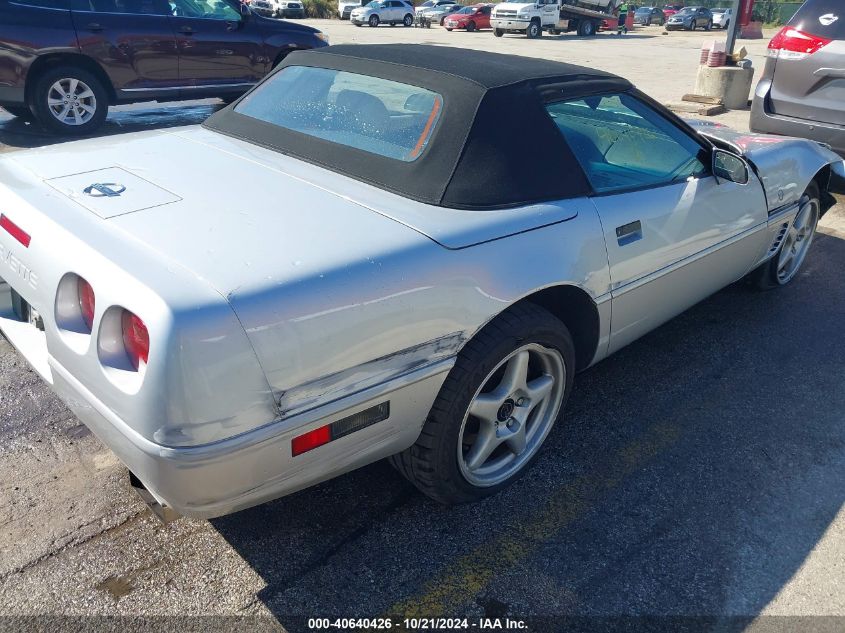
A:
[1,46,843,519]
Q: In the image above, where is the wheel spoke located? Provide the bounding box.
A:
[68,78,79,96]
[503,422,527,456]
[58,104,71,121]
[76,89,94,100]
[73,107,83,125]
[778,249,795,274]
[498,350,529,395]
[469,392,503,423]
[794,203,812,230]
[464,422,500,471]
[48,97,64,106]
[525,374,554,403]
[79,103,95,115]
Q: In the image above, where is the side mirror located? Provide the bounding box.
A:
[240,2,250,15]
[713,149,749,185]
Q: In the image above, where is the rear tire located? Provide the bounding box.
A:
[577,19,595,36]
[527,19,541,38]
[390,303,575,505]
[749,183,820,290]
[705,19,712,30]
[403,12,413,26]
[466,20,476,32]
[494,27,503,36]
[31,65,108,136]
[369,14,379,26]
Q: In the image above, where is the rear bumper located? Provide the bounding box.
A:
[48,358,448,518]
[751,79,845,158]
[0,278,450,519]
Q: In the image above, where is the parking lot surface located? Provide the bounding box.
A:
[1,20,845,631]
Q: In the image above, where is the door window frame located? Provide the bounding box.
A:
[543,90,716,198]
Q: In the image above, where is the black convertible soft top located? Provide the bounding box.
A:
[205,45,633,210]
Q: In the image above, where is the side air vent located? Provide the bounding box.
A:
[768,222,789,256]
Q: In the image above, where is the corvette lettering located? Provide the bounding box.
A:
[0,242,38,290]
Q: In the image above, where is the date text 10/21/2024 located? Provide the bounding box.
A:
[307,618,529,630]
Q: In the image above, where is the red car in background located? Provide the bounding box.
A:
[443,3,494,31]
[662,4,684,17]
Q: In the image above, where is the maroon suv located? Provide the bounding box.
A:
[0,0,328,135]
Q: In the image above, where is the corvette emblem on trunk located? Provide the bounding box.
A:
[83,182,126,197]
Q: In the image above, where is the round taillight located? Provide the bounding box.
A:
[121,310,149,370]
[77,277,95,332]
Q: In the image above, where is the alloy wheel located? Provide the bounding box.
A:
[47,78,97,127]
[777,197,819,284]
[457,343,565,487]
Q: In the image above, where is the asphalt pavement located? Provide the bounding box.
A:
[0,21,844,632]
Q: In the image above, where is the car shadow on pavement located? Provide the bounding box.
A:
[212,229,845,631]
[0,101,222,151]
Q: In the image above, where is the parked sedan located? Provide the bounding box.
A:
[444,3,494,30]
[750,0,845,156]
[666,6,712,30]
[421,1,463,25]
[351,0,415,25]
[0,0,328,135]
[711,6,731,28]
[634,6,665,25]
[0,45,842,519]
[416,0,456,11]
[662,3,683,17]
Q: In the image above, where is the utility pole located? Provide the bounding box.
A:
[725,0,743,57]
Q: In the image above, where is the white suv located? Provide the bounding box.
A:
[351,0,415,26]
[339,0,367,19]
[251,0,306,18]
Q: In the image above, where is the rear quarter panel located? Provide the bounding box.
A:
[0,0,79,103]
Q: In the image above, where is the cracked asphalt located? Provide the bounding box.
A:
[1,22,845,632]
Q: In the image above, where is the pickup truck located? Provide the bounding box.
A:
[491,0,622,37]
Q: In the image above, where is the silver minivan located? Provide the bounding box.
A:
[750,0,845,156]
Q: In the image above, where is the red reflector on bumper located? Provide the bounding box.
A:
[291,425,332,456]
[0,214,31,247]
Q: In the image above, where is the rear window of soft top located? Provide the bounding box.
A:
[234,66,443,163]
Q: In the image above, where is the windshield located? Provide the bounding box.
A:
[712,7,727,11]
[235,66,443,162]
[635,7,651,12]
[419,0,435,5]
[676,7,694,14]
[456,6,474,12]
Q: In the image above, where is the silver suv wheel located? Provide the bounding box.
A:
[47,78,97,126]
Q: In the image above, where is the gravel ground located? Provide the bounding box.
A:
[1,21,844,632]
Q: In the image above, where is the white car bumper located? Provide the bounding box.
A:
[491,17,531,30]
